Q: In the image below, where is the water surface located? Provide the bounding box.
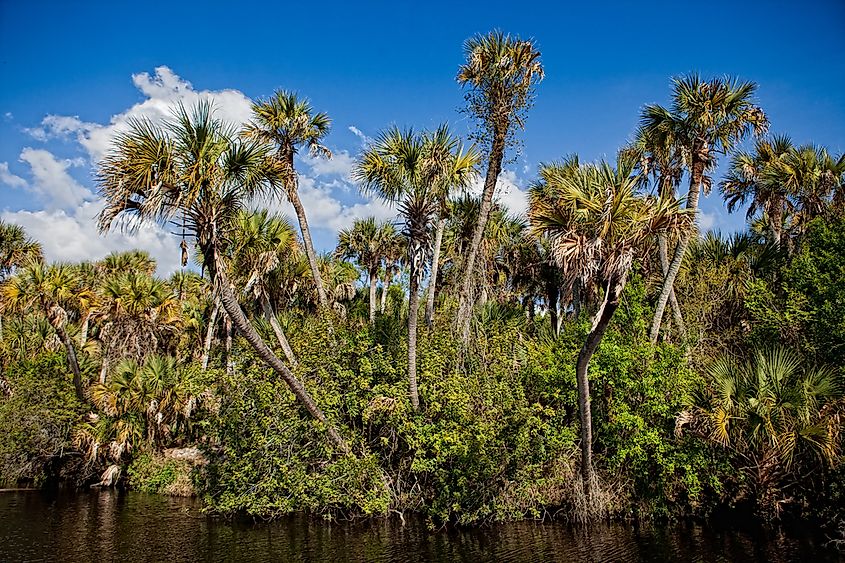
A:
[0,490,840,562]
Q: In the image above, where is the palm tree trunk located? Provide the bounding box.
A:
[368,268,378,324]
[287,172,329,310]
[408,259,421,410]
[201,300,220,370]
[78,312,91,346]
[425,216,446,328]
[58,325,84,401]
[212,251,350,453]
[224,313,233,377]
[547,281,559,335]
[576,272,628,502]
[658,234,687,341]
[456,129,507,341]
[260,290,297,367]
[650,154,704,343]
[380,272,390,313]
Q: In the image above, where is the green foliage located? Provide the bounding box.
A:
[0,353,85,485]
[127,453,195,496]
[747,216,845,369]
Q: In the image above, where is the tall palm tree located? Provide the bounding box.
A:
[1,261,92,400]
[243,90,333,310]
[454,30,544,340]
[645,75,768,343]
[335,217,397,324]
[421,126,479,327]
[632,126,688,340]
[529,154,692,502]
[354,127,435,410]
[230,208,299,366]
[97,101,350,453]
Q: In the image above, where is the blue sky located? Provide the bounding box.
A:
[1,0,843,273]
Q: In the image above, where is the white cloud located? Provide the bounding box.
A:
[348,126,372,145]
[302,150,356,180]
[1,202,182,274]
[25,66,253,163]
[698,211,716,231]
[0,162,26,188]
[467,169,529,218]
[18,148,93,211]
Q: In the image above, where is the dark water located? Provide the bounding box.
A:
[0,491,841,562]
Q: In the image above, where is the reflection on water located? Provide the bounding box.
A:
[0,490,841,562]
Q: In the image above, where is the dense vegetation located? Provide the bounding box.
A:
[1,31,843,535]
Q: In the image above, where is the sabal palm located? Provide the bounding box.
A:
[336,217,397,323]
[230,208,299,365]
[769,144,845,236]
[455,30,543,340]
[97,101,350,453]
[529,154,692,501]
[0,220,42,280]
[632,125,687,340]
[354,127,434,410]
[97,271,182,382]
[0,261,91,399]
[721,135,796,246]
[644,74,768,343]
[243,90,333,310]
[420,125,479,327]
[680,347,841,513]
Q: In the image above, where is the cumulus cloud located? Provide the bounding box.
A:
[1,202,182,274]
[348,125,372,145]
[698,211,716,231]
[467,169,529,218]
[8,66,409,269]
[18,148,93,211]
[0,162,27,188]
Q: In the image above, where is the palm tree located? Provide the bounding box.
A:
[1,261,92,400]
[420,125,479,327]
[96,271,182,383]
[529,154,692,502]
[97,101,350,453]
[454,30,544,340]
[243,90,333,310]
[678,346,842,515]
[354,127,435,410]
[0,220,43,280]
[645,75,768,343]
[336,217,397,324]
[230,208,299,366]
[721,135,796,246]
[0,221,43,339]
[632,126,688,340]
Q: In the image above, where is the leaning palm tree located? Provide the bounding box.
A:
[97,101,350,453]
[353,127,435,410]
[645,75,768,343]
[243,90,333,310]
[631,125,687,340]
[529,154,692,503]
[454,30,544,341]
[0,261,92,400]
